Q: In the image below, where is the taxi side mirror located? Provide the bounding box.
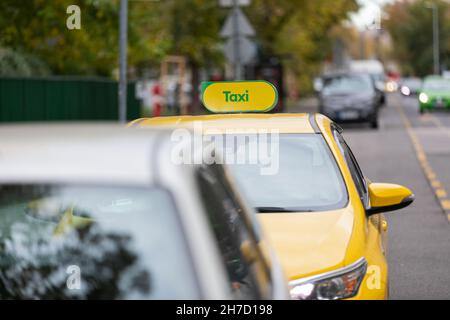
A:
[366,183,414,216]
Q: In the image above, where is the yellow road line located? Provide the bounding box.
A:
[397,104,450,223]
[441,200,450,210]
[436,189,447,198]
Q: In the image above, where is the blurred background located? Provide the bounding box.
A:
[0,0,448,121]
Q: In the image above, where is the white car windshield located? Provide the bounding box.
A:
[0,185,198,299]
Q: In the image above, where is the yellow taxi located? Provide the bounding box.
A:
[129,81,414,300]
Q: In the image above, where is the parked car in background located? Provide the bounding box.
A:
[318,73,381,128]
[0,125,288,300]
[418,76,450,114]
[442,71,450,79]
[349,59,386,105]
[400,77,422,96]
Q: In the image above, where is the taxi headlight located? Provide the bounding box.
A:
[419,93,429,103]
[289,258,367,300]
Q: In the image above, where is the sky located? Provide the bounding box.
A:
[350,0,395,30]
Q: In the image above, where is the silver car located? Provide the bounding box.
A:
[0,124,288,300]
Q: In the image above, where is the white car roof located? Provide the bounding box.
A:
[349,59,384,74]
[0,123,172,186]
[0,123,235,298]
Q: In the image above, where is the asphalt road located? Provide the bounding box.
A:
[290,93,450,299]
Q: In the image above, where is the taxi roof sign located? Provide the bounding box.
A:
[201,80,278,113]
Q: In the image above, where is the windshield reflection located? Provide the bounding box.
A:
[0,185,197,299]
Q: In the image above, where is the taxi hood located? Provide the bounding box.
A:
[257,208,355,281]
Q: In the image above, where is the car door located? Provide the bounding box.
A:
[195,163,274,300]
[333,129,388,255]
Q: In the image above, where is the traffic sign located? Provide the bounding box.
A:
[223,36,257,65]
[220,7,255,37]
[219,0,251,7]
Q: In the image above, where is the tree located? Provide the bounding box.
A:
[0,0,171,77]
[0,0,358,96]
[384,0,450,76]
[246,0,358,93]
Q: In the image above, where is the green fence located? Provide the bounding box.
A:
[0,77,141,122]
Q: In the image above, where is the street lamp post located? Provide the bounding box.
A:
[426,2,440,75]
[118,0,128,123]
[432,3,440,75]
[232,0,242,80]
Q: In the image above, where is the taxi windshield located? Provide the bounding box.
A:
[0,185,198,299]
[223,134,348,212]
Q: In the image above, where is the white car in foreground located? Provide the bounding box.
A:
[0,124,288,300]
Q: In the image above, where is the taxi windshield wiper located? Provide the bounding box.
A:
[256,207,315,213]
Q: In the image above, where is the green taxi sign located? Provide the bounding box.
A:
[201,80,278,113]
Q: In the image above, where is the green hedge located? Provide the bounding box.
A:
[0,77,140,122]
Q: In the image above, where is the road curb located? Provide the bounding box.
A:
[396,103,450,223]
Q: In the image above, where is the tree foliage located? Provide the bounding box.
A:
[0,0,223,77]
[0,0,119,76]
[384,0,450,76]
[0,0,358,86]
[247,0,359,92]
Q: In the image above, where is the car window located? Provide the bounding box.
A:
[402,78,422,88]
[0,185,198,299]
[371,73,385,82]
[322,75,374,96]
[220,134,348,212]
[423,78,450,91]
[334,130,369,209]
[196,164,271,299]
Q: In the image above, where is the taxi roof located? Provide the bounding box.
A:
[131,113,323,134]
[0,124,176,186]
